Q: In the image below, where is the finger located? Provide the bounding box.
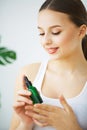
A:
[33,119,48,127]
[17,95,32,104]
[25,110,34,117]
[13,101,25,108]
[17,89,31,96]
[33,107,48,116]
[59,95,72,113]
[25,105,33,110]
[34,104,57,112]
[26,111,47,122]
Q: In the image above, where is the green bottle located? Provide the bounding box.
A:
[24,76,43,104]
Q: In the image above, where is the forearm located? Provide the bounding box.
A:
[16,122,33,130]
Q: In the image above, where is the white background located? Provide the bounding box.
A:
[0,0,87,130]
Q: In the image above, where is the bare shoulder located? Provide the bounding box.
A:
[20,62,41,82]
[15,62,41,90]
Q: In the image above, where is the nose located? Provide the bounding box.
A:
[41,34,52,46]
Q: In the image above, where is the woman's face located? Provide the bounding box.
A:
[38,9,82,60]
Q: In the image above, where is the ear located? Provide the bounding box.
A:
[79,24,87,38]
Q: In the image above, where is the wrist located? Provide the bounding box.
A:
[16,122,33,130]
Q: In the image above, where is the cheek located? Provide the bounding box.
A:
[54,31,78,47]
[55,32,79,57]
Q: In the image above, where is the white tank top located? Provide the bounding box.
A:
[33,59,87,130]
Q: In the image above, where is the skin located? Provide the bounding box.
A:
[38,10,86,61]
[9,9,87,130]
[25,96,82,130]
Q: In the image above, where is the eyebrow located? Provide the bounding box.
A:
[38,25,61,29]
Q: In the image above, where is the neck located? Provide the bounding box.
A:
[48,51,87,74]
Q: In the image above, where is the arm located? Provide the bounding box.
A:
[9,63,41,130]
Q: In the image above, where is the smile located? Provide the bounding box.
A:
[46,47,59,54]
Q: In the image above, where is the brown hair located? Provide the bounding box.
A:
[39,0,87,60]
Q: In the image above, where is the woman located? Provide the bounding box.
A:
[9,0,87,130]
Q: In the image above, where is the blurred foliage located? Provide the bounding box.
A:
[0,47,17,65]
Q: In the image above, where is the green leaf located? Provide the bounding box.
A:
[0,60,5,65]
[0,47,17,65]
[0,47,7,52]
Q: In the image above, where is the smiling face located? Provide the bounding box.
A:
[38,9,83,60]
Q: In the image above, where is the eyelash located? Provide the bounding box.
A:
[52,32,61,35]
[39,32,61,36]
[39,33,44,36]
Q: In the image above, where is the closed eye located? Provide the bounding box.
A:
[52,32,61,35]
[39,33,45,36]
[39,31,61,36]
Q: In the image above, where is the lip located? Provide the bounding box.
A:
[46,47,59,54]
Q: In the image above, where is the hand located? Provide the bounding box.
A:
[25,95,82,130]
[13,76,34,126]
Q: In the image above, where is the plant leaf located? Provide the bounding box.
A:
[0,47,17,65]
[0,60,5,65]
[0,47,7,52]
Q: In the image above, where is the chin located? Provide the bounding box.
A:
[49,54,62,60]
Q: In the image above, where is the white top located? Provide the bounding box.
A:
[33,59,87,130]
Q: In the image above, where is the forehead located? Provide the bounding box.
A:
[38,9,74,28]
